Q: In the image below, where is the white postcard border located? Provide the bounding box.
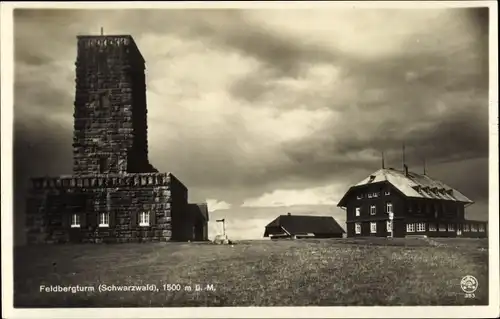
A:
[1,1,498,318]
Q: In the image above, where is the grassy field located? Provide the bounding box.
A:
[13,237,489,307]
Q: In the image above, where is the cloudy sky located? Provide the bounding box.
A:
[12,7,489,244]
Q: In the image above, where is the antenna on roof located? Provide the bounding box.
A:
[402,143,406,170]
[100,27,104,36]
[381,151,385,169]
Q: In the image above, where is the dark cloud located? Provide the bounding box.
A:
[13,118,73,245]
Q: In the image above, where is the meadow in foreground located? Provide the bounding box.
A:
[14,237,488,307]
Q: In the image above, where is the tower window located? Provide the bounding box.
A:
[99,212,109,227]
[71,213,81,228]
[139,212,150,227]
[99,157,109,173]
[99,92,110,108]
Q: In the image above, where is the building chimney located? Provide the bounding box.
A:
[381,151,385,169]
[423,158,427,175]
[404,164,409,176]
[287,212,291,216]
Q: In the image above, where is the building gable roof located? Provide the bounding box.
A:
[264,215,345,237]
[337,168,473,207]
[187,203,209,221]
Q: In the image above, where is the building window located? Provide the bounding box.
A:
[139,211,150,227]
[471,224,478,232]
[464,224,470,232]
[448,224,455,232]
[355,207,361,216]
[356,194,363,200]
[416,222,426,232]
[479,224,485,232]
[370,205,376,215]
[406,223,415,233]
[99,212,109,227]
[370,222,377,234]
[385,190,391,196]
[439,224,446,231]
[368,193,373,198]
[71,213,81,228]
[355,223,361,234]
[429,223,437,231]
[386,202,393,214]
[386,220,392,232]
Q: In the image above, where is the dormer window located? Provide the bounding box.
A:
[368,175,376,183]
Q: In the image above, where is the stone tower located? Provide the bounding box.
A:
[25,34,209,245]
[73,35,156,175]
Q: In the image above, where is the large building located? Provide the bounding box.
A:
[263,213,345,239]
[25,34,209,244]
[337,165,487,238]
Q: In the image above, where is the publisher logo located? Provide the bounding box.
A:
[461,275,478,298]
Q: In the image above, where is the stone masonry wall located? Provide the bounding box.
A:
[25,173,187,244]
[73,36,156,175]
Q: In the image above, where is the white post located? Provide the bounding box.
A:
[389,212,394,238]
[216,219,225,237]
